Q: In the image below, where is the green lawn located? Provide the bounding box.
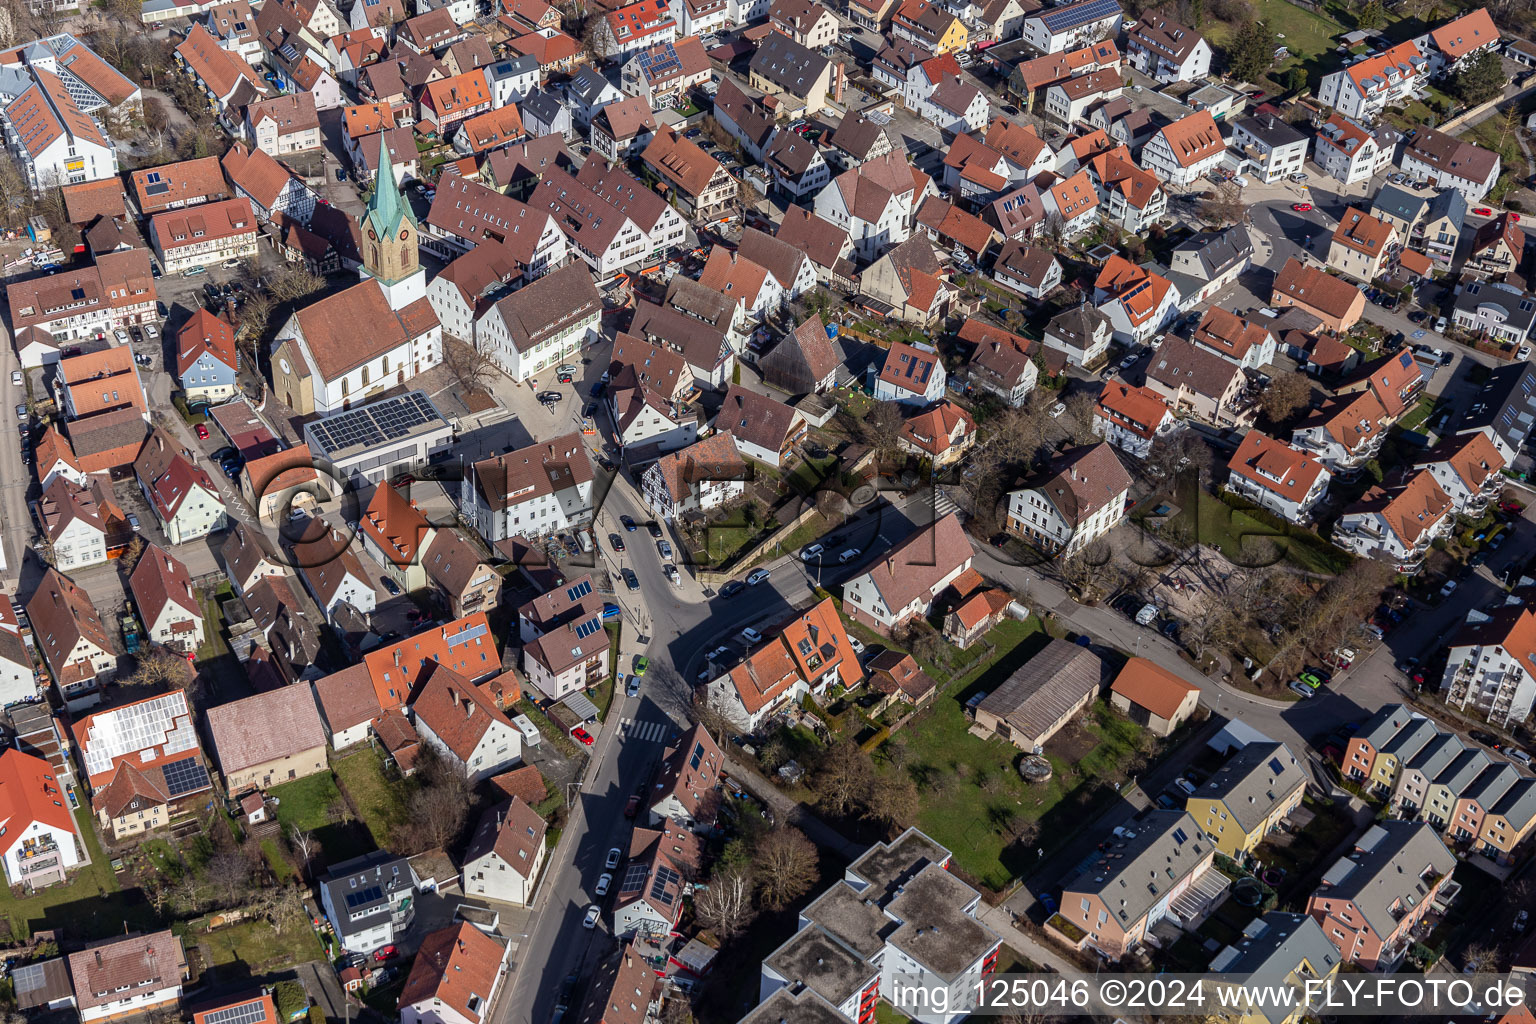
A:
[1203,0,1346,90]
[1179,477,1352,574]
[786,455,839,496]
[864,617,1152,890]
[331,748,409,852]
[197,587,231,662]
[0,807,162,941]
[268,768,375,865]
[202,919,322,973]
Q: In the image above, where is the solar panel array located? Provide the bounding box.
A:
[83,692,193,777]
[574,616,602,639]
[622,863,648,892]
[308,391,445,457]
[11,962,46,998]
[566,579,593,602]
[444,621,488,649]
[345,885,384,909]
[1040,0,1119,31]
[161,756,211,797]
[204,1000,269,1024]
[637,42,681,82]
[651,865,680,904]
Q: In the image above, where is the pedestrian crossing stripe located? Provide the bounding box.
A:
[617,718,669,742]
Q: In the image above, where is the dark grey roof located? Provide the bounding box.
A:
[486,54,539,79]
[566,65,614,105]
[1172,223,1253,279]
[1191,741,1306,836]
[1236,113,1305,148]
[1314,821,1453,940]
[1453,280,1536,335]
[321,852,417,939]
[1371,183,1427,225]
[1425,186,1467,230]
[763,926,878,1007]
[739,987,848,1024]
[1209,912,1339,1024]
[520,88,566,126]
[1457,359,1536,448]
[1064,809,1212,928]
[750,30,830,98]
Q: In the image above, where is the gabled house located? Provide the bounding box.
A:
[1005,442,1132,555]
[875,340,946,406]
[176,308,239,403]
[70,933,186,1023]
[1226,430,1331,524]
[1094,255,1179,344]
[640,432,747,522]
[0,749,79,889]
[1043,302,1113,369]
[960,318,1038,407]
[1271,257,1365,332]
[844,513,972,634]
[204,684,327,792]
[1314,113,1396,186]
[1186,742,1308,859]
[1327,208,1399,284]
[1332,469,1454,573]
[647,723,722,829]
[813,152,924,260]
[1191,307,1276,369]
[460,799,546,905]
[713,386,806,468]
[899,400,975,467]
[410,665,522,782]
[28,568,115,711]
[291,522,378,623]
[1412,430,1504,515]
[133,429,225,543]
[1140,109,1225,186]
[613,819,701,937]
[319,852,418,953]
[1124,14,1209,82]
[1094,381,1176,460]
[129,545,204,655]
[398,924,508,1024]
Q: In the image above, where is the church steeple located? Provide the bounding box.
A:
[359,144,420,293]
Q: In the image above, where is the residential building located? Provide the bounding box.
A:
[1315,40,1428,122]
[898,399,975,467]
[713,386,805,468]
[1005,442,1132,555]
[1109,657,1200,737]
[590,96,657,161]
[3,69,118,190]
[1441,606,1536,728]
[1093,381,1176,460]
[1060,809,1218,958]
[760,312,836,393]
[770,0,839,48]
[1457,360,1536,463]
[856,235,954,325]
[1207,912,1341,1023]
[6,250,157,353]
[0,749,79,889]
[398,922,509,1024]
[176,309,238,403]
[620,35,709,111]
[1040,167,1099,237]
[133,428,225,544]
[1146,336,1250,427]
[204,684,327,792]
[1093,255,1179,344]
[245,92,321,155]
[129,156,229,215]
[1186,742,1307,859]
[56,346,147,424]
[613,818,701,937]
[640,432,747,522]
[0,596,35,709]
[960,318,1038,407]
[463,434,594,543]
[844,513,972,635]
[1085,145,1165,234]
[1191,306,1275,369]
[1412,431,1504,514]
[1020,0,1121,54]
[1314,114,1396,186]
[814,152,923,260]
[1422,8,1501,74]
[1306,821,1453,970]
[1400,128,1500,203]
[647,723,722,828]
[1225,430,1331,524]
[875,340,946,405]
[28,568,115,710]
[319,852,418,954]
[72,689,212,813]
[1230,113,1308,184]
[1414,187,1466,267]
[1042,67,1121,126]
[975,639,1103,751]
[69,932,186,1023]
[1270,257,1365,332]
[477,263,601,381]
[892,0,967,54]
[460,799,546,906]
[697,246,784,322]
[575,945,662,1024]
[1124,14,1209,82]
[595,0,677,60]
[38,479,106,572]
[1453,279,1536,345]
[1042,302,1113,368]
[749,31,839,112]
[519,578,610,702]
[1327,208,1398,283]
[1332,470,1453,573]
[129,545,203,654]
[749,829,1000,1024]
[1469,213,1526,279]
[1141,110,1225,186]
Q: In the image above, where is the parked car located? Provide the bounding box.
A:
[609,533,625,552]
[626,674,640,697]
[373,945,397,962]
[572,727,594,746]
[583,905,600,929]
[848,635,865,654]
[380,577,401,595]
[1439,580,1458,600]
[621,568,639,590]
[633,655,648,676]
[1174,777,1197,796]
[1288,680,1316,699]
[720,580,745,598]
[1469,730,1499,746]
[800,543,824,562]
[645,520,662,538]
[595,873,612,896]
[620,515,637,531]
[605,847,622,869]
[657,539,672,558]
[838,548,861,564]
[741,627,762,644]
[9,371,20,386]
[746,568,771,585]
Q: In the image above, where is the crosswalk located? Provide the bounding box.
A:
[933,488,960,519]
[616,717,670,743]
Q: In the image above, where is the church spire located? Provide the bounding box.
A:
[365,143,414,241]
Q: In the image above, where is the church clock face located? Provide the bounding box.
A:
[399,229,409,240]
[367,228,377,241]
[279,357,291,375]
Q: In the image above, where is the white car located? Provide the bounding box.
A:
[583,905,600,929]
[9,371,20,386]
[741,627,763,644]
[837,548,860,564]
[1049,402,1066,418]
[800,543,824,562]
[605,847,621,869]
[1435,316,1449,333]
[1520,344,1532,360]
[113,328,129,343]
[143,324,159,339]
[848,635,865,655]
[1439,580,1458,600]
[595,873,612,896]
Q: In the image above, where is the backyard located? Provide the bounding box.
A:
[1163,476,1353,575]
[267,767,377,867]
[198,917,324,973]
[331,747,410,852]
[0,808,159,941]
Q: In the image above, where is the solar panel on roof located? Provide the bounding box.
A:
[566,579,592,601]
[1172,827,1188,844]
[204,1000,269,1024]
[160,756,210,797]
[1039,0,1119,31]
[10,962,46,997]
[574,617,601,639]
[621,863,648,891]
[444,622,488,648]
[651,865,680,904]
[345,884,384,908]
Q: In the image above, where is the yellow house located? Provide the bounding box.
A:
[1186,742,1307,859]
[1208,911,1341,1024]
[92,762,171,840]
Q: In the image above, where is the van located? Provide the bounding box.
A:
[577,530,593,554]
[1510,749,1533,768]
[511,713,542,747]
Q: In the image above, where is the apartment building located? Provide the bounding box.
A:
[148,197,258,274]
[1225,430,1331,524]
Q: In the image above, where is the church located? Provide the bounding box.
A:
[272,148,444,416]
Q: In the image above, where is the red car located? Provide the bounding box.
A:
[374,945,397,962]
[572,727,595,746]
[1513,213,1523,222]
[1473,207,1493,216]
[195,423,209,439]
[1291,203,1313,212]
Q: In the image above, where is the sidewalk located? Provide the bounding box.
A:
[975,904,1085,977]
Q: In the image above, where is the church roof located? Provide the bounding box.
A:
[365,144,414,240]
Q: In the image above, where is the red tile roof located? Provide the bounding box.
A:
[1110,657,1199,720]
[1227,430,1328,504]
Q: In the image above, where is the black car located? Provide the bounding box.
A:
[719,580,745,599]
[621,567,640,590]
[211,446,237,463]
[620,515,637,532]
[645,520,662,538]
[609,532,625,552]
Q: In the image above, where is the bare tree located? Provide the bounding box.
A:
[755,827,818,910]
[267,266,326,303]
[1201,180,1244,227]
[118,535,146,573]
[287,827,319,879]
[442,336,497,396]
[1464,944,1501,973]
[1056,541,1116,602]
[1259,371,1315,424]
[865,770,917,828]
[207,850,250,907]
[694,864,754,939]
[404,751,471,851]
[125,647,195,692]
[1061,390,1100,445]
[814,740,873,818]
[864,401,906,464]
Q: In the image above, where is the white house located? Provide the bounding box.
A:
[1332,470,1454,573]
[1399,128,1501,203]
[463,435,594,544]
[609,385,697,454]
[129,546,205,655]
[398,923,509,1024]
[1229,114,1308,185]
[1440,607,1536,729]
[475,263,602,382]
[0,749,80,889]
[69,932,184,1023]
[1141,110,1226,186]
[1005,443,1132,555]
[814,152,922,261]
[1413,431,1505,515]
[38,480,106,573]
[411,667,522,782]
[292,526,378,623]
[460,799,546,906]
[1225,430,1331,524]
[1094,256,1180,345]
[641,432,747,521]
[134,431,225,544]
[320,853,418,954]
[875,340,947,405]
[1314,114,1395,186]
[843,513,973,635]
[1043,302,1114,368]
[1124,14,1210,82]
[4,70,118,191]
[1093,381,1177,460]
[1315,40,1428,123]
[1019,0,1123,55]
